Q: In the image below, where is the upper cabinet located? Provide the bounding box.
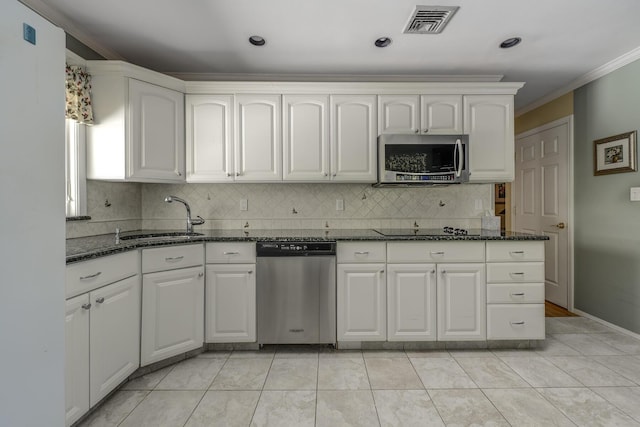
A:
[379,94,462,135]
[464,95,514,182]
[86,61,186,183]
[331,95,378,182]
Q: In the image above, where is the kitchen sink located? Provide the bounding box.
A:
[119,231,204,241]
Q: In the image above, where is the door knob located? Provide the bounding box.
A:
[555,222,566,229]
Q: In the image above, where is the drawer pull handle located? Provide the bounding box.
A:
[379,270,385,274]
[510,251,525,255]
[510,321,525,325]
[165,256,184,261]
[248,270,253,274]
[354,251,369,255]
[95,297,105,304]
[510,292,525,296]
[81,303,91,310]
[510,272,525,276]
[430,251,445,255]
[223,251,239,255]
[80,271,102,280]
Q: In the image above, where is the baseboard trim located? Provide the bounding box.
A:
[572,308,640,340]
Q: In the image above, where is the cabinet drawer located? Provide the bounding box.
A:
[337,242,386,263]
[66,251,139,299]
[486,241,544,262]
[387,241,484,263]
[142,244,204,273]
[487,283,544,304]
[487,304,545,339]
[486,262,544,283]
[206,242,256,263]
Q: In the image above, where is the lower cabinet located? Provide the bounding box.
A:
[141,265,204,366]
[205,264,256,342]
[436,263,486,341]
[387,263,437,341]
[337,263,387,341]
[65,275,140,426]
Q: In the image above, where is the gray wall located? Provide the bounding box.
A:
[574,59,640,334]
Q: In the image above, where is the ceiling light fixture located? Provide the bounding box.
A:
[249,35,266,46]
[375,37,392,48]
[500,37,522,49]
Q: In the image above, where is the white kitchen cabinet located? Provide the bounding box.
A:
[330,95,378,182]
[65,254,141,426]
[205,242,257,343]
[65,294,90,427]
[140,244,204,366]
[464,94,514,182]
[235,94,282,181]
[205,264,256,342]
[141,266,204,365]
[90,275,141,405]
[437,263,486,341]
[186,94,234,182]
[379,94,462,135]
[141,244,205,366]
[486,241,545,340]
[86,61,185,182]
[387,263,437,341]
[337,263,387,341]
[283,94,330,181]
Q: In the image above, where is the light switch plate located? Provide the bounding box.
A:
[23,23,36,45]
[336,199,344,211]
[630,187,640,201]
[240,199,248,211]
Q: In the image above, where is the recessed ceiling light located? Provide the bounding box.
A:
[375,37,392,48]
[500,37,522,49]
[249,35,266,46]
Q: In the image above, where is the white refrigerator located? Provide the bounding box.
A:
[0,1,66,426]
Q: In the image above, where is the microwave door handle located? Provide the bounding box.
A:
[454,138,462,177]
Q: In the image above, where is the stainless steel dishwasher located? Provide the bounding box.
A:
[256,241,336,345]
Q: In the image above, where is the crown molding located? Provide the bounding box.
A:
[19,0,125,60]
[516,46,640,116]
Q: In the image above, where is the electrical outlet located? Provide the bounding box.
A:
[240,199,248,211]
[23,23,36,45]
[336,199,344,211]
[475,199,483,210]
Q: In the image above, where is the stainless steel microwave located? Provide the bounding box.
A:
[376,134,470,186]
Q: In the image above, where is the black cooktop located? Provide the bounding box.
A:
[373,228,481,237]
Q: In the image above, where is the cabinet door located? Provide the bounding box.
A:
[283,94,330,181]
[235,94,282,181]
[464,95,514,182]
[205,264,256,343]
[420,95,462,134]
[437,263,486,341]
[387,264,437,341]
[378,95,419,134]
[129,79,185,182]
[65,294,90,426]
[337,263,386,341]
[90,275,141,406]
[186,94,234,182]
[330,95,377,182]
[141,266,204,366]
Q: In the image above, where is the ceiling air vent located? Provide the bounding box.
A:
[404,6,459,34]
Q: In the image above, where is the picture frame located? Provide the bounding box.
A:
[593,130,637,176]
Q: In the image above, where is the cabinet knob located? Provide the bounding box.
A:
[414,129,419,134]
[81,303,91,310]
[431,270,436,274]
[177,171,182,176]
[198,272,204,277]
[324,173,328,177]
[227,173,232,177]
[555,222,566,229]
[441,270,447,275]
[332,173,337,177]
[423,129,429,133]
[236,172,241,177]
[95,297,105,304]
[248,270,253,274]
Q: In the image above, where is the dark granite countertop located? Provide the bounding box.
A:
[66,228,548,264]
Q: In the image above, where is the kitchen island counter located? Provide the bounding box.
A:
[66,228,548,264]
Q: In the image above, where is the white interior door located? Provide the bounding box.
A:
[514,118,571,308]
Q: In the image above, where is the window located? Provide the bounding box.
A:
[65,118,87,217]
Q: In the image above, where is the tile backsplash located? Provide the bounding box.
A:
[67,181,492,238]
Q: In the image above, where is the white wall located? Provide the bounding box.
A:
[0,2,66,425]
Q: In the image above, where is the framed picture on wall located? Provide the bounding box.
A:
[594,130,637,175]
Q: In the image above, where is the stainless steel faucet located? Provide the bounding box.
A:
[164,195,205,233]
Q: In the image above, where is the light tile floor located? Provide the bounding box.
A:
[79,317,640,427]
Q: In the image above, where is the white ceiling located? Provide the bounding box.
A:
[23,0,640,112]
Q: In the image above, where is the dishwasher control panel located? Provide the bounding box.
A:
[257,241,336,256]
